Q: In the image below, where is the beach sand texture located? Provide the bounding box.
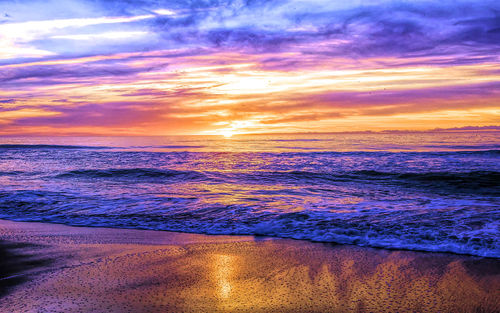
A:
[0,219,499,312]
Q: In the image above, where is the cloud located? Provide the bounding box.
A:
[0,60,166,88]
[2,0,499,64]
[0,0,499,135]
[0,99,16,103]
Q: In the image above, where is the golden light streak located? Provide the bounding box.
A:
[0,109,60,123]
[2,49,499,135]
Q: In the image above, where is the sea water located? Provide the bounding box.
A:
[0,132,498,257]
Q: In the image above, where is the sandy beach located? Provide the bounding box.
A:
[0,219,498,312]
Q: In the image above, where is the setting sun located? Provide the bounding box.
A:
[221,130,234,138]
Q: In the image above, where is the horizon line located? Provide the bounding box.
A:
[1,126,499,137]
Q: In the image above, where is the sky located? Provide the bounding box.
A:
[0,0,499,136]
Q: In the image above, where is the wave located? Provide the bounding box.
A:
[459,149,500,155]
[352,169,500,183]
[424,144,500,150]
[56,168,205,181]
[130,148,500,154]
[0,190,497,257]
[0,144,110,150]
[239,170,500,195]
[361,170,500,194]
[52,168,500,194]
[257,169,500,183]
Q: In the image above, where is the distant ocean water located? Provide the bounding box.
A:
[0,132,499,257]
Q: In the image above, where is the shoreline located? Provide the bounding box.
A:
[0,217,496,259]
[0,219,499,312]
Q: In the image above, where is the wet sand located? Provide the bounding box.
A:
[0,219,498,312]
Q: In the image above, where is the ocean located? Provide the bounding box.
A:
[0,132,498,257]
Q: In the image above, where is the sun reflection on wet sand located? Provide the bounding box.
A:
[0,220,498,312]
[213,254,234,299]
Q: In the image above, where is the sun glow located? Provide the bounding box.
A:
[221,130,234,138]
[206,120,261,138]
